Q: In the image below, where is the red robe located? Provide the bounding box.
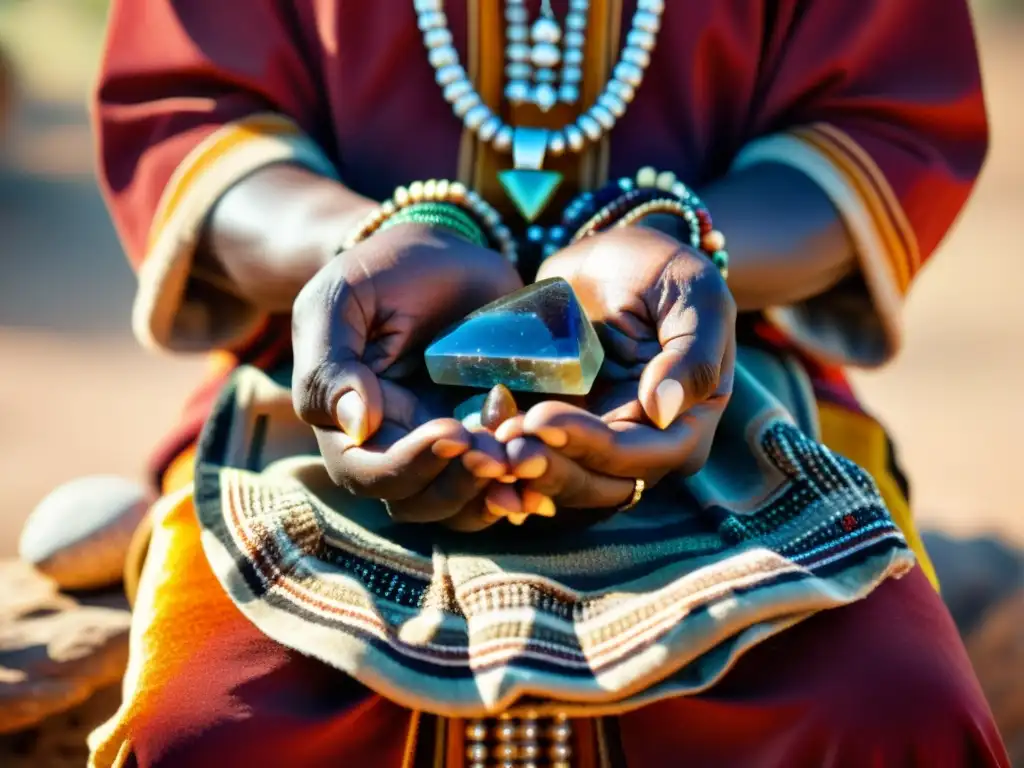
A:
[91,1,1004,765]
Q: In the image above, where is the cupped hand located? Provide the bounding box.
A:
[291,223,522,525]
[496,226,736,512]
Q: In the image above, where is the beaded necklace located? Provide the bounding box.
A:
[413,0,665,223]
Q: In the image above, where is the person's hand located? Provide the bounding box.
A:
[494,226,736,514]
[292,223,523,527]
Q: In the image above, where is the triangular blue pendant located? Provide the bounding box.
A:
[498,169,563,222]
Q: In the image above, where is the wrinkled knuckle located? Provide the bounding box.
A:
[687,360,721,402]
[293,360,340,424]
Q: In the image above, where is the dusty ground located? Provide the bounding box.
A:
[0,4,1022,558]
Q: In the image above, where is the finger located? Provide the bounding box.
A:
[461,430,510,479]
[507,437,633,509]
[315,418,470,499]
[484,483,522,520]
[639,269,734,430]
[292,274,385,444]
[494,414,526,443]
[387,458,494,524]
[519,400,694,480]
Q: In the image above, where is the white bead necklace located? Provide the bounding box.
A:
[503,0,589,111]
[414,0,665,222]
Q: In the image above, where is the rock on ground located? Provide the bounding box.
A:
[0,560,130,735]
[967,588,1024,767]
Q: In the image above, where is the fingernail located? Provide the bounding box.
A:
[507,512,530,526]
[515,455,548,480]
[523,490,556,517]
[336,391,367,445]
[463,451,505,478]
[535,427,568,448]
[653,380,685,430]
[485,497,509,518]
[498,474,518,484]
[432,438,469,459]
[494,420,523,443]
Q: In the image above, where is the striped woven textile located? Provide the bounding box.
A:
[193,357,914,719]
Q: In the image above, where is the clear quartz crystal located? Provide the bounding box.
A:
[425,279,605,396]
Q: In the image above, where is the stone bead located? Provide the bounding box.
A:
[505,4,528,23]
[505,80,530,104]
[424,27,452,48]
[566,12,587,30]
[598,91,626,117]
[564,47,584,65]
[627,28,657,51]
[465,743,488,762]
[422,179,438,199]
[577,114,603,141]
[527,225,546,242]
[566,30,585,48]
[417,10,445,30]
[478,116,502,142]
[561,66,582,83]
[435,64,465,85]
[559,84,580,104]
[531,42,561,68]
[507,43,530,62]
[407,181,425,201]
[494,718,517,741]
[633,10,661,32]
[607,78,636,102]
[638,0,665,11]
[506,61,531,80]
[393,187,411,206]
[622,45,651,68]
[427,45,457,69]
[494,126,514,151]
[443,78,472,102]
[464,105,491,130]
[18,476,152,591]
[549,742,573,761]
[414,0,440,10]
[534,68,558,84]
[453,93,481,117]
[547,131,567,156]
[636,166,658,187]
[533,84,557,112]
[564,125,586,151]
[589,105,616,130]
[656,170,677,190]
[531,17,562,44]
[703,229,726,252]
[614,61,643,87]
[507,24,529,43]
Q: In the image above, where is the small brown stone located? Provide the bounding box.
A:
[481,384,518,431]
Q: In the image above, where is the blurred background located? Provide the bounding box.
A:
[2,0,1021,551]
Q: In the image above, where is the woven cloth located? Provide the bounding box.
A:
[193,354,914,718]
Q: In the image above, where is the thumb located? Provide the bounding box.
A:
[294,356,384,446]
[639,331,729,431]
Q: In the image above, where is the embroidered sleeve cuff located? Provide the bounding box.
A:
[133,114,338,354]
[731,124,920,368]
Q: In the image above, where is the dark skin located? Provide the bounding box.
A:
[198,161,854,528]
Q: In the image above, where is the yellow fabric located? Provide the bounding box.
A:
[818,403,939,591]
[89,487,243,766]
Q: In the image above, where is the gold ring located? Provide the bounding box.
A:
[617,478,646,512]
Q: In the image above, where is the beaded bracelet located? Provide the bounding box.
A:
[558,166,729,278]
[343,179,518,264]
[377,202,489,248]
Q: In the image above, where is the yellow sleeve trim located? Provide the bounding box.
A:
[134,114,338,354]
